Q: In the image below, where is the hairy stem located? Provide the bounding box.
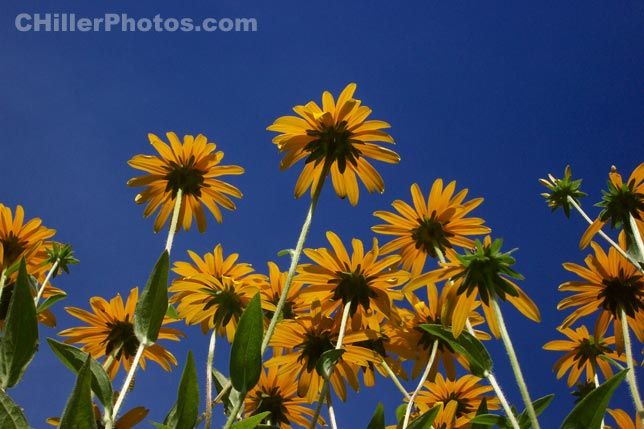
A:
[487,373,521,429]
[34,259,59,306]
[222,397,244,429]
[326,389,338,429]
[620,309,644,422]
[402,340,438,428]
[111,343,145,421]
[381,359,410,400]
[490,296,540,429]
[594,374,606,428]
[567,196,642,272]
[628,214,644,263]
[165,189,183,254]
[204,329,217,429]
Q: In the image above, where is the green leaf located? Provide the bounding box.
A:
[46,339,113,412]
[231,411,271,429]
[0,259,38,389]
[419,324,492,377]
[36,292,67,313]
[561,370,627,429]
[58,356,97,429]
[165,304,180,320]
[470,414,508,426]
[230,293,263,393]
[151,424,172,429]
[395,404,407,423]
[134,251,169,345]
[315,349,345,380]
[367,403,385,429]
[0,390,29,428]
[164,351,199,429]
[212,369,241,416]
[471,398,490,429]
[407,404,441,429]
[517,394,554,428]
[277,249,294,258]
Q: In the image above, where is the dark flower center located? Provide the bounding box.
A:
[304,121,360,173]
[415,318,455,354]
[253,388,289,425]
[599,183,644,228]
[331,270,377,315]
[575,338,610,365]
[298,331,335,372]
[103,317,139,359]
[164,156,206,198]
[265,299,295,321]
[411,213,452,257]
[599,273,643,318]
[203,286,244,329]
[1,233,27,266]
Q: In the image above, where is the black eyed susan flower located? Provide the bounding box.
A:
[267,83,400,205]
[47,399,148,429]
[580,163,644,250]
[259,261,308,320]
[558,238,644,351]
[296,231,409,322]
[0,204,55,274]
[373,180,490,274]
[244,367,321,428]
[543,324,625,387]
[406,238,541,338]
[59,288,184,379]
[128,132,244,233]
[386,284,489,381]
[539,165,587,218]
[415,374,500,429]
[605,409,643,429]
[169,245,264,339]
[266,302,379,402]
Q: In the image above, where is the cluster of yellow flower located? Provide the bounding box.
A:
[1,83,641,429]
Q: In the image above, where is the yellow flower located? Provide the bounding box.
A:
[296,231,409,323]
[266,302,379,402]
[558,239,644,351]
[415,374,499,429]
[244,367,322,428]
[387,284,489,380]
[605,409,643,429]
[267,83,400,205]
[0,204,55,274]
[59,288,183,379]
[373,180,490,274]
[406,238,541,338]
[47,400,148,429]
[259,261,308,320]
[169,244,264,340]
[543,324,625,387]
[128,132,244,233]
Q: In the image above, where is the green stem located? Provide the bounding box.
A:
[308,299,352,429]
[402,340,438,428]
[594,374,606,428]
[165,189,183,254]
[260,165,329,354]
[34,259,59,306]
[628,213,644,263]
[0,268,7,306]
[204,329,217,429]
[111,343,145,421]
[222,397,244,429]
[490,296,540,429]
[487,373,521,429]
[381,359,410,400]
[620,309,644,422]
[567,196,643,272]
[326,389,338,429]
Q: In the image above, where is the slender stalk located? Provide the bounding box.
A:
[594,374,606,428]
[308,299,352,429]
[34,259,59,306]
[0,269,7,308]
[326,389,338,429]
[222,398,244,429]
[381,359,410,400]
[567,196,642,272]
[620,309,644,421]
[487,373,521,429]
[165,189,183,254]
[402,340,438,428]
[204,329,217,429]
[111,343,145,420]
[261,165,330,354]
[629,213,644,263]
[490,297,540,429]
[102,354,115,372]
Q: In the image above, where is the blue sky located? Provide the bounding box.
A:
[1,1,643,427]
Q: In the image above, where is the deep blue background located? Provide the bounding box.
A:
[1,1,643,427]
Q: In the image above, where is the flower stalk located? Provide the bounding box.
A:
[402,340,438,428]
[381,359,410,400]
[111,343,145,421]
[628,213,644,263]
[34,258,59,306]
[204,329,217,429]
[165,189,183,254]
[487,372,521,429]
[620,309,644,421]
[490,296,540,429]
